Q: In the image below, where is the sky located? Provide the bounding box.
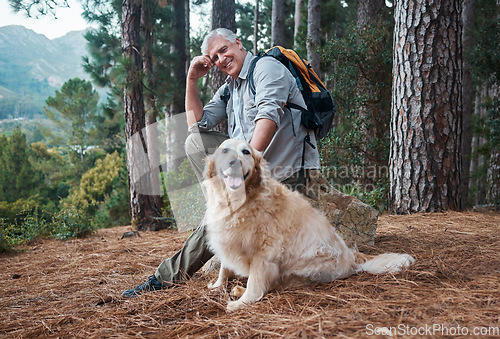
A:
[0,0,90,39]
[0,0,208,40]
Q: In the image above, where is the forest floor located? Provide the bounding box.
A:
[1,211,499,338]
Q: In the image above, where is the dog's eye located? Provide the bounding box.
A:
[242,149,251,155]
[221,148,228,153]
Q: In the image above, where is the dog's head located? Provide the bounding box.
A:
[204,139,264,193]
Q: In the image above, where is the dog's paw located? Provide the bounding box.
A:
[207,281,222,290]
[226,300,245,312]
[230,285,246,298]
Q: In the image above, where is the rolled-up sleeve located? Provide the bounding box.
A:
[189,85,228,133]
[252,58,292,128]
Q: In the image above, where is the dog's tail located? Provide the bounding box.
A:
[355,252,415,274]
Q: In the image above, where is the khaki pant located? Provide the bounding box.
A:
[155,131,308,286]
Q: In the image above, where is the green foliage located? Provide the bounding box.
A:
[319,20,393,211]
[43,78,101,174]
[0,204,96,252]
[0,127,42,203]
[0,207,49,250]
[465,0,500,207]
[50,209,96,240]
[62,151,128,227]
[93,157,130,228]
[470,0,500,85]
[336,181,389,212]
[162,159,205,230]
[163,158,199,191]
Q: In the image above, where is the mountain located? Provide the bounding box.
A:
[0,25,90,119]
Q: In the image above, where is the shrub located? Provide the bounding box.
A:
[62,151,128,227]
[0,208,49,252]
[50,209,96,240]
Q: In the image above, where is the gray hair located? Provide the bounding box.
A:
[201,28,239,55]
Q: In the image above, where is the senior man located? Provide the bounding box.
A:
[122,28,320,297]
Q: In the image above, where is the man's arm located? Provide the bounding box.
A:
[186,56,214,126]
[250,118,277,152]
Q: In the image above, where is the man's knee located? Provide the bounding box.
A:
[185,132,204,156]
[185,131,228,158]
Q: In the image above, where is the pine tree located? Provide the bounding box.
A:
[389,0,463,212]
[0,128,40,203]
[44,78,100,174]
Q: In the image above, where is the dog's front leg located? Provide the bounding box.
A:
[208,265,233,290]
[227,260,279,312]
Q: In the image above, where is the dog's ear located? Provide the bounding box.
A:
[203,155,217,180]
[252,149,264,175]
[252,148,263,166]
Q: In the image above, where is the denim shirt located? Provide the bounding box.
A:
[190,52,321,181]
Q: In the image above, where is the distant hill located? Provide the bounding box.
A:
[0,25,90,120]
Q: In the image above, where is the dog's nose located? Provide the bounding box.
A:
[228,159,240,167]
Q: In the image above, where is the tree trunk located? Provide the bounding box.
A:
[141,0,165,221]
[460,0,475,209]
[210,0,235,134]
[253,0,260,55]
[172,0,187,114]
[122,0,164,230]
[307,0,321,72]
[210,0,236,96]
[357,0,384,27]
[272,0,285,46]
[355,0,386,186]
[389,0,463,213]
[185,0,191,75]
[294,0,303,48]
[470,84,490,205]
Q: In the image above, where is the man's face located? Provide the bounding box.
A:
[206,35,247,79]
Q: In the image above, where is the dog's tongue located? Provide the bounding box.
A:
[224,175,243,190]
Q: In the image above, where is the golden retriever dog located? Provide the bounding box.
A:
[203,139,414,312]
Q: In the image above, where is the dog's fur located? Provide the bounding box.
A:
[203,139,414,312]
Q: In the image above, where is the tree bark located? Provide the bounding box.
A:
[294,0,303,48]
[389,0,463,213]
[141,0,165,220]
[210,0,236,96]
[460,0,475,209]
[122,0,165,230]
[253,0,260,55]
[185,0,191,75]
[307,0,321,72]
[209,0,235,134]
[172,0,187,114]
[355,0,387,186]
[357,0,385,27]
[470,84,490,205]
[272,0,285,46]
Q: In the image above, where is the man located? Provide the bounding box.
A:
[122,28,320,297]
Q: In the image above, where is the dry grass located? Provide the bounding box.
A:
[1,211,499,338]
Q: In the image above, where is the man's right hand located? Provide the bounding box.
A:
[186,55,214,126]
[187,55,215,81]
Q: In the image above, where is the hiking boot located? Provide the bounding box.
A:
[121,275,163,298]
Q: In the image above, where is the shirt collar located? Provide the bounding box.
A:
[225,51,254,88]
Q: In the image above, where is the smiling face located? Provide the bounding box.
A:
[205,35,247,79]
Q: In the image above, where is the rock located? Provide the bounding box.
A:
[202,256,221,273]
[297,170,378,247]
[121,231,141,239]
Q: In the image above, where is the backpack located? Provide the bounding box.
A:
[218,47,336,188]
[247,46,336,140]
